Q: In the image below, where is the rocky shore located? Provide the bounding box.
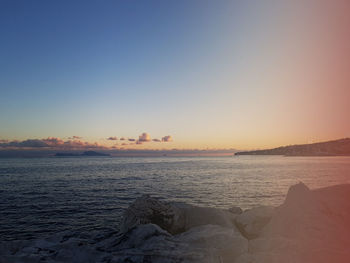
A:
[1,182,350,263]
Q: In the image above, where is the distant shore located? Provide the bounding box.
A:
[235,138,350,156]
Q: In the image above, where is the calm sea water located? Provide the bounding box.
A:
[1,156,350,241]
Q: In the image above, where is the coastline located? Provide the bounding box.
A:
[2,182,350,262]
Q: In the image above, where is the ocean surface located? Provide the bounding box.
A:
[1,156,350,241]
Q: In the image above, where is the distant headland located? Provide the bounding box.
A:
[235,138,350,156]
[55,151,110,157]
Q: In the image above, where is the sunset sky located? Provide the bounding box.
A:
[0,0,349,150]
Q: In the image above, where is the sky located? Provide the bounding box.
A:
[0,0,349,151]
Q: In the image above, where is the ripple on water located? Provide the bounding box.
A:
[0,156,350,241]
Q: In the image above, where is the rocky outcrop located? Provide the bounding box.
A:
[120,195,187,234]
[234,206,275,239]
[0,195,246,263]
[1,182,350,263]
[121,194,237,234]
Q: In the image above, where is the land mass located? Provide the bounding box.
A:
[55,151,110,157]
[235,138,350,156]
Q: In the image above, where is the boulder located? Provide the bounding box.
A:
[183,206,236,230]
[234,206,275,239]
[120,195,186,234]
[177,224,248,262]
[121,195,237,234]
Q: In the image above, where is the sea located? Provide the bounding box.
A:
[1,156,350,241]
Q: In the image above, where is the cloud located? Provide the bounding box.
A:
[138,132,151,142]
[68,136,82,140]
[64,140,85,147]
[162,135,173,142]
[63,140,105,149]
[18,139,49,147]
[0,133,174,150]
[0,139,48,148]
[43,137,65,146]
[0,138,106,150]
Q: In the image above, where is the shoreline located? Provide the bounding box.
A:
[2,182,350,262]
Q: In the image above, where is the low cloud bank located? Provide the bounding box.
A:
[0,133,174,150]
[0,137,106,150]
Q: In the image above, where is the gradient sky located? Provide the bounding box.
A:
[0,0,349,150]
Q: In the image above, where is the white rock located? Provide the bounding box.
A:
[235,206,275,239]
[121,195,237,234]
[183,206,236,230]
[120,195,187,234]
[177,224,248,262]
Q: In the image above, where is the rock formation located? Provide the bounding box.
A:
[1,182,350,262]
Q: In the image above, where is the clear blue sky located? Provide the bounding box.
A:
[1,0,349,149]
